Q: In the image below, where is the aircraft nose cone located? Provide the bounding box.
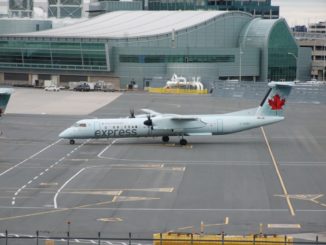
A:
[59,128,71,138]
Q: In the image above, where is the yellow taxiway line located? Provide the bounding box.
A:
[261,127,295,216]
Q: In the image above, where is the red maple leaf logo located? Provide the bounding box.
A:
[268,94,285,110]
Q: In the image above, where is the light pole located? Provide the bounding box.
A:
[288,52,298,81]
[239,47,244,82]
[323,42,325,82]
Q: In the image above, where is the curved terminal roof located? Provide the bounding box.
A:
[14,10,232,39]
[239,18,283,48]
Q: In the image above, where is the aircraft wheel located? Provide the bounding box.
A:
[69,139,75,145]
[180,138,187,146]
[162,136,169,143]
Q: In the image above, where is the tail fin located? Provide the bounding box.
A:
[0,88,13,116]
[256,82,294,117]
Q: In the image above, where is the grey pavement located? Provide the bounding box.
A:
[0,89,325,240]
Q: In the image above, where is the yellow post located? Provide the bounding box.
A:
[259,223,263,234]
[45,240,55,245]
[200,221,204,236]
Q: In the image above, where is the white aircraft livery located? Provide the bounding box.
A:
[0,88,12,117]
[59,82,294,145]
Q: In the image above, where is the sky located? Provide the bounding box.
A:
[272,0,326,26]
[0,0,324,26]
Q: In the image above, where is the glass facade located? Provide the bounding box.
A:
[48,0,83,18]
[0,41,107,71]
[120,55,235,63]
[148,0,279,18]
[268,21,298,81]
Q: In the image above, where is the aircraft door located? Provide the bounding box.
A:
[217,119,223,133]
[94,121,101,138]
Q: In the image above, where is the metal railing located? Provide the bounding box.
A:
[211,81,326,104]
[1,231,326,245]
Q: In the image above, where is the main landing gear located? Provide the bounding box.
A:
[162,136,169,143]
[69,139,75,145]
[179,138,187,146]
[162,136,188,145]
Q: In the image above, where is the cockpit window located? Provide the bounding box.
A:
[72,123,87,127]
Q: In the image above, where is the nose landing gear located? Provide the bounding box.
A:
[69,139,75,145]
[180,138,187,146]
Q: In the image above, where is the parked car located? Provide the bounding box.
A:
[74,83,90,92]
[103,84,116,92]
[94,83,102,91]
[44,85,60,91]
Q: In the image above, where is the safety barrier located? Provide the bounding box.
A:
[148,88,208,95]
[2,231,326,245]
[153,233,293,245]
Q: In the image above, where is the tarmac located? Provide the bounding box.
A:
[0,88,325,240]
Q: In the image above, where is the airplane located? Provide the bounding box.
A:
[0,88,13,135]
[59,82,294,145]
[0,88,12,117]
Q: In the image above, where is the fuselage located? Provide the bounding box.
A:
[59,114,283,140]
[59,82,294,145]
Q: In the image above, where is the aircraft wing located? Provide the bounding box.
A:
[169,115,200,121]
[141,108,161,116]
[153,116,206,130]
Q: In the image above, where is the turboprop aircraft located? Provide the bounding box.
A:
[0,88,12,117]
[59,82,294,145]
[0,88,13,135]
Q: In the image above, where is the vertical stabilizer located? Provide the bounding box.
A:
[256,82,294,117]
[0,88,13,116]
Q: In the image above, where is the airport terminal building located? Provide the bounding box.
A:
[0,11,299,88]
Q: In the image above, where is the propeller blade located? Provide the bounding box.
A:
[129,108,135,118]
[143,114,153,127]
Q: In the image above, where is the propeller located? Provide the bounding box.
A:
[129,108,135,118]
[143,114,154,134]
[143,114,153,127]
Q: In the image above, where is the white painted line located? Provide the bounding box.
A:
[261,127,295,216]
[11,201,15,205]
[22,185,26,189]
[14,192,18,196]
[40,172,44,176]
[225,217,229,225]
[45,169,49,172]
[33,176,38,180]
[28,180,32,184]
[0,139,62,177]
[50,165,54,168]
[53,168,86,209]
[268,224,301,229]
[98,140,117,158]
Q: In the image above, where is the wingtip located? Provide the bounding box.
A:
[268,81,295,87]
